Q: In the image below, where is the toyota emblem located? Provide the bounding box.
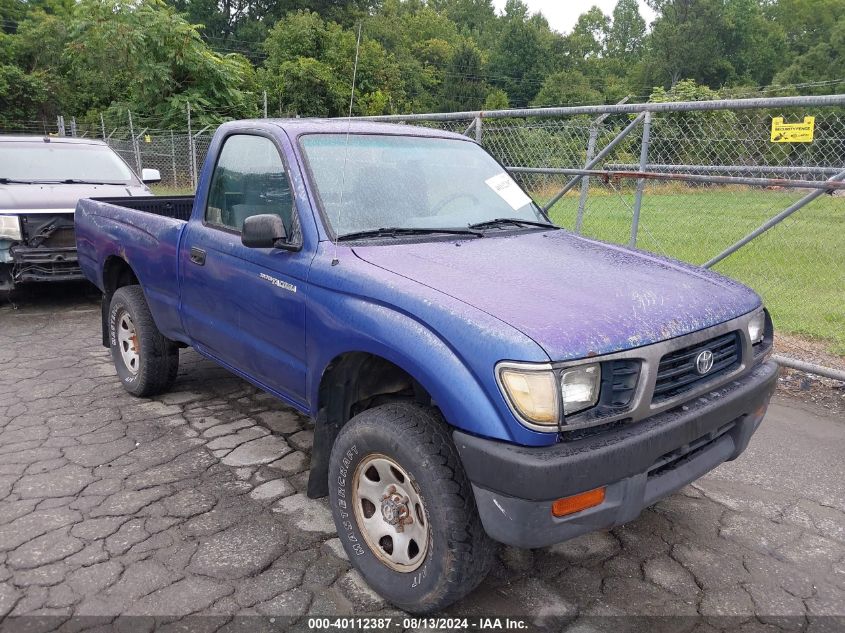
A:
[695,350,714,375]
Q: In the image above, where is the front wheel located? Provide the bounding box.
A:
[328,402,494,613]
[108,286,179,397]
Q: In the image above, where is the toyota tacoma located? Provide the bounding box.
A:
[75,119,777,613]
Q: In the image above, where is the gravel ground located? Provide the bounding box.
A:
[1,284,844,632]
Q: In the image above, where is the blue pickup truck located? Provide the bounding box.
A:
[76,119,778,613]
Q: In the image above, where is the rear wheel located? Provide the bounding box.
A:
[108,286,178,397]
[328,402,494,613]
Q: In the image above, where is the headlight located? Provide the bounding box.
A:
[561,363,601,415]
[748,310,766,345]
[499,368,558,426]
[0,215,22,241]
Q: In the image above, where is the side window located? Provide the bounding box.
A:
[206,135,295,237]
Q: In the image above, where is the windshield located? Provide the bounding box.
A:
[0,142,136,184]
[299,134,549,237]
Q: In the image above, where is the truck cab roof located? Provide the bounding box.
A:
[220,118,471,141]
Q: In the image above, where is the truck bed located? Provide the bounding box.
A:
[90,195,195,221]
[76,195,193,341]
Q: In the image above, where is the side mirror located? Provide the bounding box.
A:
[141,168,161,184]
[242,214,287,249]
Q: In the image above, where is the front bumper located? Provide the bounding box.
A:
[454,360,778,548]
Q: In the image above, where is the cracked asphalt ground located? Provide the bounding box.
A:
[1,284,844,632]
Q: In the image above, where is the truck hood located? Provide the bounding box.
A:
[352,230,761,361]
[0,183,151,214]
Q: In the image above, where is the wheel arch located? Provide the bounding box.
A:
[308,350,434,498]
[99,256,140,347]
[305,313,521,497]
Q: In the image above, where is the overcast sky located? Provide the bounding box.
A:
[491,1,656,35]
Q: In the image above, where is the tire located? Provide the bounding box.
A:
[108,285,179,397]
[328,402,495,613]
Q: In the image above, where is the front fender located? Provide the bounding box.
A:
[305,280,556,448]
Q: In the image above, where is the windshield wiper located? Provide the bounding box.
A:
[467,218,557,231]
[59,179,125,185]
[0,178,40,184]
[0,178,124,185]
[337,227,483,241]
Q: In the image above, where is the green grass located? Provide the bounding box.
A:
[150,184,194,196]
[541,186,845,355]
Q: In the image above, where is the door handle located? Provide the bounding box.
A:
[189,247,206,266]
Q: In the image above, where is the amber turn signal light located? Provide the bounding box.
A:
[551,487,606,517]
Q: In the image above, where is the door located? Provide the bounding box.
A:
[179,133,309,406]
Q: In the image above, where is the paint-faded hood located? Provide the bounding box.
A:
[353,230,761,361]
[0,183,151,213]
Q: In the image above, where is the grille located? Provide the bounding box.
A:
[653,332,740,402]
[603,359,640,407]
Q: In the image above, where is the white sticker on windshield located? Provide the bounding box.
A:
[485,173,532,211]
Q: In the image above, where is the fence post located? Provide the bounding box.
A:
[170,130,177,188]
[263,91,268,118]
[629,111,652,248]
[57,116,65,137]
[576,126,599,233]
[128,110,141,174]
[100,113,106,140]
[187,102,195,190]
[70,117,77,137]
[475,116,482,143]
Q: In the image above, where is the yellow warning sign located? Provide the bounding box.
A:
[144,134,152,143]
[770,116,815,143]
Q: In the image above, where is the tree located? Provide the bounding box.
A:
[260,11,403,117]
[260,57,343,117]
[429,0,496,41]
[64,0,256,126]
[566,6,610,61]
[606,0,646,58]
[365,0,460,112]
[720,0,785,86]
[771,0,845,57]
[774,15,845,88]
[483,88,509,110]
[439,41,487,112]
[0,0,837,129]
[0,63,50,124]
[489,0,555,107]
[532,69,603,107]
[644,0,732,87]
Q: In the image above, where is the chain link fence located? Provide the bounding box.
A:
[3,95,844,372]
[104,130,214,191]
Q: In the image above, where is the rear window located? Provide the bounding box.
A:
[0,142,136,184]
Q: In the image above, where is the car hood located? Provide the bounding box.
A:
[0,183,151,214]
[352,230,761,361]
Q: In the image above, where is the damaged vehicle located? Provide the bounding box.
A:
[75,120,778,613]
[0,136,157,298]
